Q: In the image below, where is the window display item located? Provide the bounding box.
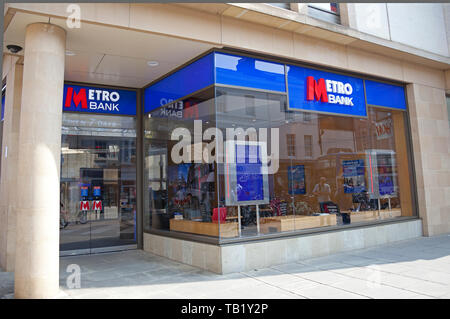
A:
[288,165,306,195]
[224,141,269,206]
[212,207,227,223]
[320,201,339,214]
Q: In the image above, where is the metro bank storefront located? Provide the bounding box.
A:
[60,49,421,273]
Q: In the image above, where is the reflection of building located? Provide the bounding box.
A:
[1,3,450,298]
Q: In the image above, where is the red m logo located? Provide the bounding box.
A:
[80,201,90,211]
[92,200,102,211]
[306,76,328,103]
[65,87,88,109]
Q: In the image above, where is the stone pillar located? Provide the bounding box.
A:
[0,57,23,272]
[406,83,450,236]
[14,23,65,299]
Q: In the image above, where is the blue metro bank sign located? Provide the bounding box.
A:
[63,84,136,116]
[287,65,367,117]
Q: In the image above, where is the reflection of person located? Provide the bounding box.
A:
[60,202,69,229]
[174,182,187,206]
[201,192,212,216]
[184,193,201,220]
[184,193,200,210]
[334,176,352,211]
[313,177,331,212]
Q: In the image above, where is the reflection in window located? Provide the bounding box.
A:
[214,87,414,240]
[254,60,285,75]
[287,134,296,156]
[303,112,311,122]
[245,94,256,117]
[143,88,219,236]
[304,135,312,157]
[308,3,340,24]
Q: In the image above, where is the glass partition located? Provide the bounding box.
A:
[215,87,290,238]
[143,88,220,238]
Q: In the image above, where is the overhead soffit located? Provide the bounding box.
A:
[3,11,215,88]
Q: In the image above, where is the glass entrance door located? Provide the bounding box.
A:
[59,113,137,255]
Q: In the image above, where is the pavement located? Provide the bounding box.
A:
[1,234,450,299]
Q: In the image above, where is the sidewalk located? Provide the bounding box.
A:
[1,234,450,299]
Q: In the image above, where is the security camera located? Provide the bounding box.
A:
[6,45,23,54]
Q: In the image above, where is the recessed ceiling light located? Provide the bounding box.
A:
[147,61,159,67]
[65,50,76,56]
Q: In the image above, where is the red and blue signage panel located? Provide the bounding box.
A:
[142,50,406,117]
[287,65,367,117]
[215,52,286,93]
[143,52,285,114]
[80,185,89,197]
[93,186,101,197]
[63,84,137,116]
[144,53,214,114]
[365,80,406,110]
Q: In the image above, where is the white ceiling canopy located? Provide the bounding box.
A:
[3,11,215,88]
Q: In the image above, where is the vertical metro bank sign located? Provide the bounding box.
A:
[63,84,137,116]
[287,65,367,117]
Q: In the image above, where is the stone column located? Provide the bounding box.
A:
[14,23,66,299]
[0,56,23,272]
[406,83,450,236]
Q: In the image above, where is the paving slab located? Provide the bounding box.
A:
[1,234,450,299]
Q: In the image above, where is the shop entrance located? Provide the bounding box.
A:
[59,113,137,255]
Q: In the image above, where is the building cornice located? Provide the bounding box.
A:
[215,3,450,70]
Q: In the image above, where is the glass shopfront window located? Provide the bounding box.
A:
[144,87,414,241]
[143,50,416,243]
[143,88,218,237]
[215,88,288,238]
[215,88,413,240]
